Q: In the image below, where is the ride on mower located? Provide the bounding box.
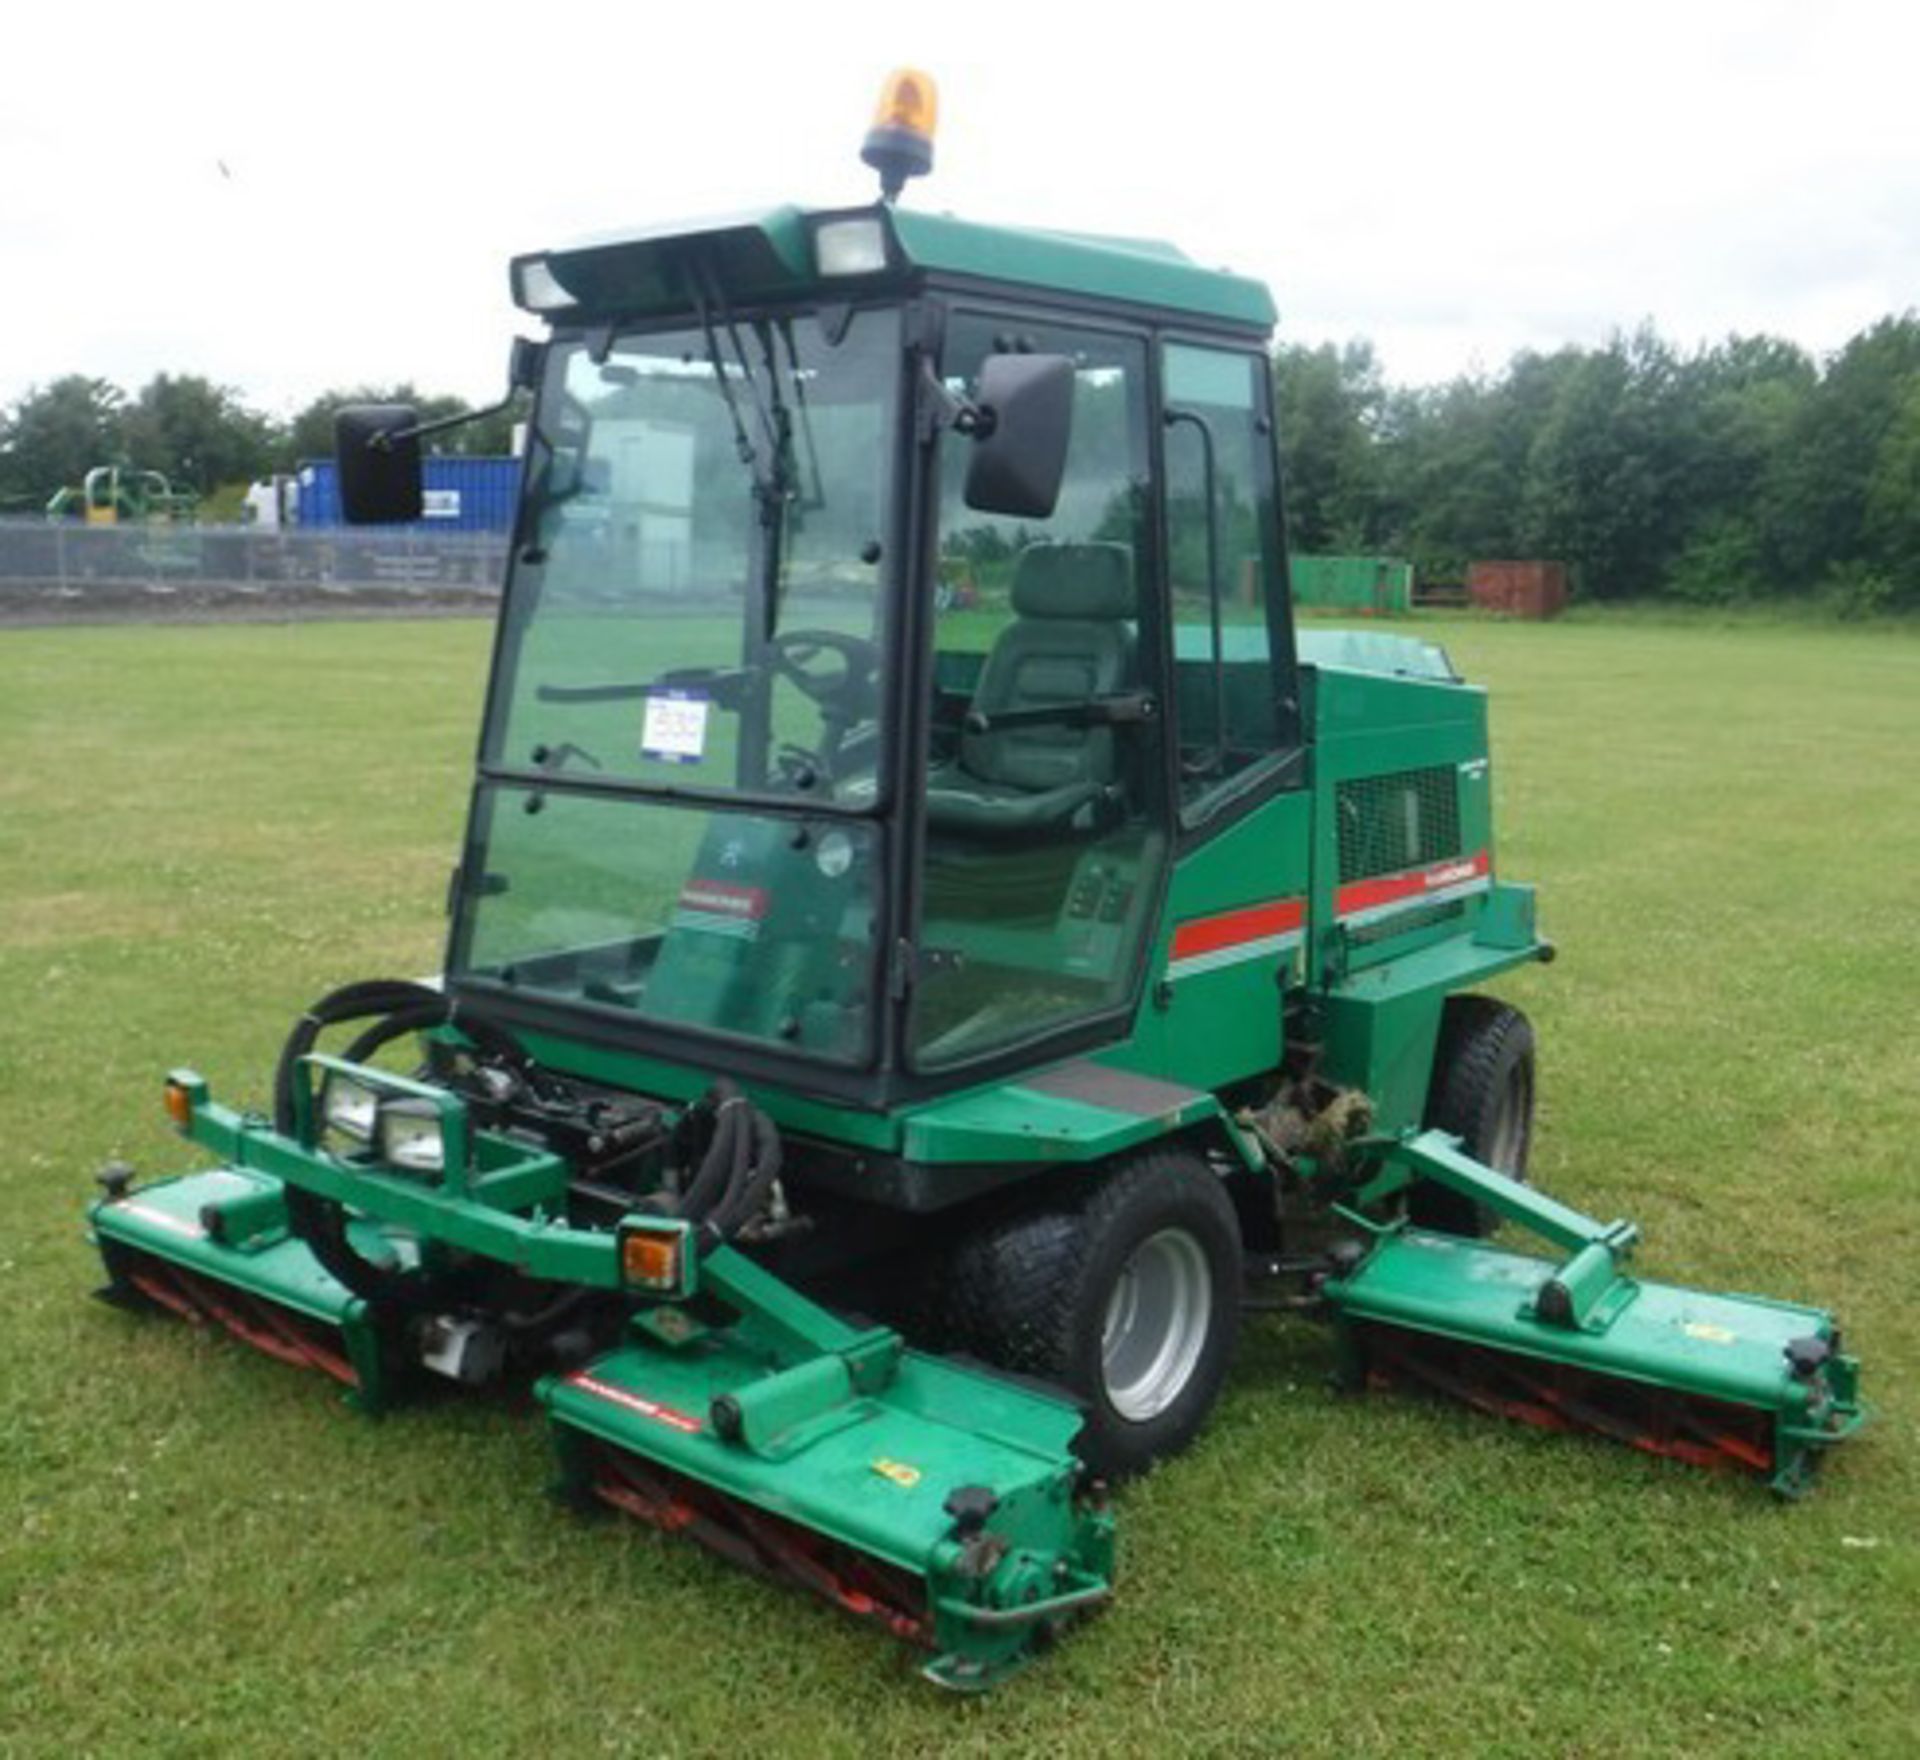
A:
[89,73,1864,1689]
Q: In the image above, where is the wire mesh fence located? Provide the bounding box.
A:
[0,519,507,620]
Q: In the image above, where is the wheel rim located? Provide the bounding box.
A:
[1100,1228,1213,1422]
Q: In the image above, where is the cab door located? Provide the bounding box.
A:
[910,311,1176,1074]
[1132,339,1311,1093]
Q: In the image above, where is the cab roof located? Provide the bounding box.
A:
[513,203,1277,334]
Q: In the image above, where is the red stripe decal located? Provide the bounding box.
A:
[568,1372,704,1434]
[1171,897,1307,961]
[1336,849,1489,917]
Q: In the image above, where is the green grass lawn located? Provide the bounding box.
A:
[2,614,1916,1757]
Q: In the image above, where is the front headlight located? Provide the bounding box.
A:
[813,215,892,277]
[378,1098,446,1175]
[510,254,573,313]
[322,1073,380,1144]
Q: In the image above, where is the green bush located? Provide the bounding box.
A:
[1818,559,1902,619]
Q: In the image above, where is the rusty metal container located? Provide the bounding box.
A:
[1467,560,1568,619]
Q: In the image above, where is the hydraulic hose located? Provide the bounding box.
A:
[273,979,539,1312]
[274,984,784,1312]
[670,1084,747,1224]
[272,979,438,1136]
[706,1102,784,1239]
[341,1001,454,1069]
[284,1185,446,1313]
[659,1080,783,1241]
[271,979,542,1137]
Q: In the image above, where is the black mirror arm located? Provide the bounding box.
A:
[915,357,996,439]
[370,394,517,453]
[368,338,544,453]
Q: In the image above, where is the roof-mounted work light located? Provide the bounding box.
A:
[861,67,938,203]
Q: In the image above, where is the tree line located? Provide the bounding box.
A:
[5,311,1917,610]
[0,374,522,519]
[1274,313,1920,612]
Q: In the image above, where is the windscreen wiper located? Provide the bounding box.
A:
[771,318,824,513]
[691,270,784,518]
[690,256,795,653]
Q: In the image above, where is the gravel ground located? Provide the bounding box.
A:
[0,578,499,627]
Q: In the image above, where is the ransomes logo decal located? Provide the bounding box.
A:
[567,1372,703,1434]
[677,881,768,919]
[1335,848,1492,927]
[671,880,770,941]
[1169,853,1497,978]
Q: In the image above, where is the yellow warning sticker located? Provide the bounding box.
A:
[871,1458,921,1488]
[1682,1321,1738,1345]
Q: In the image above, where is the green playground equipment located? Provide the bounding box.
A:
[46,463,199,525]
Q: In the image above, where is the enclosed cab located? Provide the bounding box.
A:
[88,81,1860,1694]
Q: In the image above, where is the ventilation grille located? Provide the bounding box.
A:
[1337,766,1460,884]
[1347,899,1464,945]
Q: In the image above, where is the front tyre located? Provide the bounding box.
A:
[944,1151,1242,1479]
[1408,995,1536,1236]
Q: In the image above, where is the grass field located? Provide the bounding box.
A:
[2,613,1916,1757]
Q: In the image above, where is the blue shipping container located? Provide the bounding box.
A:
[296,456,522,533]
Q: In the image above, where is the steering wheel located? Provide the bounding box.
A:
[764,628,880,714]
[762,629,881,792]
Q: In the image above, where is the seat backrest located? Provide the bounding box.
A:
[960,542,1135,793]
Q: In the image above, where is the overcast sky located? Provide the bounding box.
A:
[4,0,1915,417]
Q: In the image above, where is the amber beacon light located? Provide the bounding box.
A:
[860,68,938,202]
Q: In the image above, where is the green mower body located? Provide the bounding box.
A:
[90,186,1863,1688]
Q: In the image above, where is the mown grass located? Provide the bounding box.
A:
[2,613,1916,1758]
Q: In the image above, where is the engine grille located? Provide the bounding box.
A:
[1347,900,1464,945]
[1336,766,1460,883]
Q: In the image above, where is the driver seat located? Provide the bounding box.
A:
[925,542,1136,838]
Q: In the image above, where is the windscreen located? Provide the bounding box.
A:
[451,305,901,1064]
[485,307,900,804]
[451,783,883,1063]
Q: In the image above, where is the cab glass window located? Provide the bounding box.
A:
[1163,342,1293,817]
[912,315,1168,1068]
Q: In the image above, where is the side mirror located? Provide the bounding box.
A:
[963,354,1074,520]
[508,335,546,392]
[335,405,423,524]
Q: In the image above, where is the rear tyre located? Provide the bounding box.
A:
[1408,995,1536,1237]
[942,1151,1242,1479]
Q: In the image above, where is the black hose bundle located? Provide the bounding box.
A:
[274,979,536,1311]
[273,983,784,1318]
[271,978,537,1139]
[667,1079,784,1241]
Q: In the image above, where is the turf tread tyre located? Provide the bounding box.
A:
[1409,995,1536,1236]
[942,1150,1242,1479]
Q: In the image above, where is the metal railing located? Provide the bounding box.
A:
[0,519,507,614]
